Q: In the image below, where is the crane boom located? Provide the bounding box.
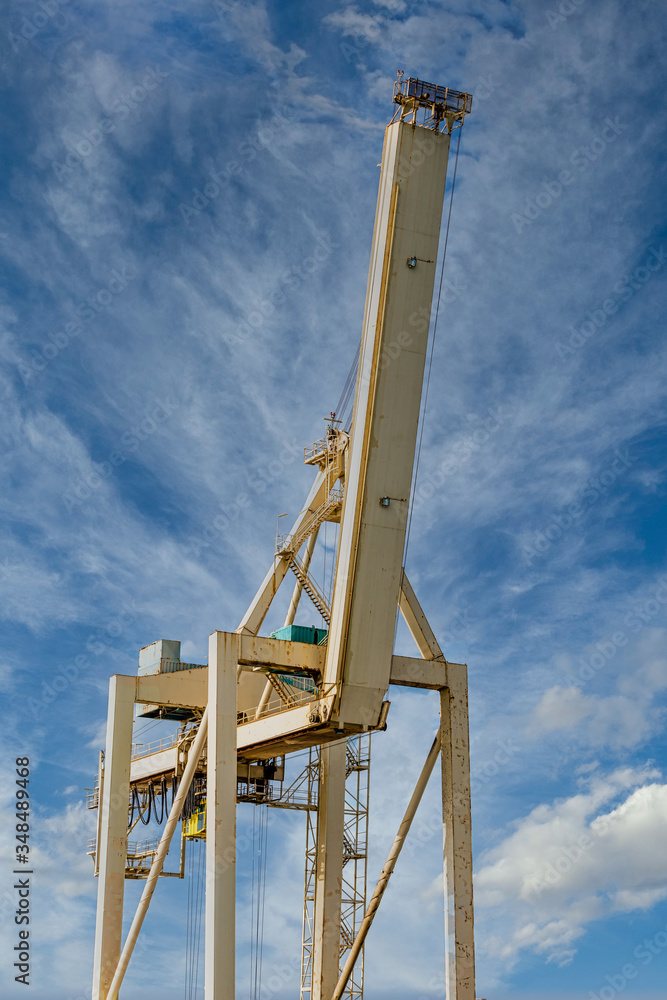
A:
[326,119,452,729]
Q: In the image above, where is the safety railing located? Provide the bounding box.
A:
[87,836,162,858]
[131,734,181,759]
[239,683,335,725]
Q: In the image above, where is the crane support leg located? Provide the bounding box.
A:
[107,711,209,1000]
[331,734,441,1000]
[92,675,134,1000]
[312,741,347,1000]
[205,631,238,1000]
[440,675,476,1000]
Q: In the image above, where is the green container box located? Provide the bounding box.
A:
[269,625,328,692]
[270,624,328,645]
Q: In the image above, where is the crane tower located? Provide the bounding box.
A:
[88,73,476,1000]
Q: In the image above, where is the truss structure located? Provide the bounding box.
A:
[340,735,370,1000]
[301,747,322,1000]
[301,735,370,1000]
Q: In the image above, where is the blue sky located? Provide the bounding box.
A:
[1,0,667,997]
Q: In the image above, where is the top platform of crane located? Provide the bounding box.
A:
[392,71,473,131]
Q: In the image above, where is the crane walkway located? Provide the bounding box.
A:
[288,552,332,623]
[277,487,343,560]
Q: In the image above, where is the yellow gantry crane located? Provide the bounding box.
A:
[88,73,476,1000]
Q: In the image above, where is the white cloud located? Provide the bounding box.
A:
[0,662,14,692]
[530,628,667,748]
[213,0,308,78]
[475,767,667,970]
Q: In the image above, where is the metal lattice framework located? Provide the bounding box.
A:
[340,735,370,1000]
[301,736,370,1000]
[301,746,321,1000]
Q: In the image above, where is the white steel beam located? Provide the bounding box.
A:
[389,654,448,690]
[254,528,322,718]
[107,710,209,1000]
[331,734,442,1000]
[130,747,178,783]
[238,634,326,673]
[311,741,347,1000]
[236,469,328,637]
[440,672,476,1000]
[325,122,452,729]
[399,572,444,661]
[92,675,134,1000]
[135,667,208,708]
[205,631,238,1000]
[237,692,336,757]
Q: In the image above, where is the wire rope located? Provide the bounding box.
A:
[257,805,269,999]
[327,522,338,605]
[193,838,204,998]
[334,348,360,431]
[254,811,261,1000]
[184,835,205,1000]
[323,521,327,630]
[132,719,162,741]
[247,803,271,1000]
[185,837,193,999]
[249,808,255,1000]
